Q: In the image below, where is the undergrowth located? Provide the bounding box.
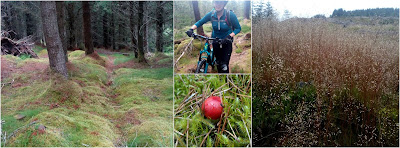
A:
[1,49,173,147]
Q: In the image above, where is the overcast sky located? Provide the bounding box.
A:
[257,0,399,18]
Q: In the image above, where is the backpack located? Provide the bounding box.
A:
[212,9,234,31]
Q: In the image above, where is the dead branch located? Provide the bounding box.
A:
[1,32,38,58]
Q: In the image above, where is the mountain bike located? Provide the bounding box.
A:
[190,33,222,73]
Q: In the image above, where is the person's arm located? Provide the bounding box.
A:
[229,11,241,37]
[193,11,212,29]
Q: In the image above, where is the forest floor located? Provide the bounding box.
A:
[1,46,173,147]
[174,19,251,74]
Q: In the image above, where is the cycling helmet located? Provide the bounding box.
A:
[213,0,228,6]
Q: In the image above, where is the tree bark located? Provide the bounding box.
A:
[25,12,35,37]
[40,1,68,79]
[67,3,76,49]
[137,1,146,63]
[129,2,138,58]
[192,1,205,36]
[82,1,94,55]
[19,3,27,38]
[56,1,68,62]
[103,11,109,49]
[244,1,251,20]
[110,4,116,50]
[156,1,164,52]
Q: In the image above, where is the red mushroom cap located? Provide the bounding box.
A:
[201,96,223,120]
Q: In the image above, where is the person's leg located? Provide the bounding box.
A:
[220,42,232,73]
[213,41,232,73]
[212,42,223,72]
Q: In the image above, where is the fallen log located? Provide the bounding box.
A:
[1,35,38,58]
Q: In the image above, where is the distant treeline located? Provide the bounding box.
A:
[331,8,399,17]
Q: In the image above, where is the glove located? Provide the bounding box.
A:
[222,35,233,44]
[186,29,194,37]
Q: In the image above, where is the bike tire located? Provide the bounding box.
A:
[195,59,207,73]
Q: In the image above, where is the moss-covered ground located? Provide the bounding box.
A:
[1,47,173,147]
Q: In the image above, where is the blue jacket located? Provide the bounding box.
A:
[194,9,241,39]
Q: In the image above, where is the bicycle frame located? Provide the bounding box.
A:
[192,33,219,73]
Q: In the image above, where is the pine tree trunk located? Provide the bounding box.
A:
[82,1,94,55]
[25,12,35,37]
[192,1,205,36]
[118,15,123,50]
[56,1,68,62]
[103,11,109,49]
[156,1,164,52]
[144,20,148,52]
[40,1,68,79]
[129,2,138,58]
[20,3,27,38]
[67,3,76,49]
[137,1,146,63]
[110,5,116,50]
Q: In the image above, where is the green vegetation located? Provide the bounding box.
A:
[111,54,136,65]
[235,48,243,54]
[331,8,399,18]
[174,75,251,147]
[1,49,173,147]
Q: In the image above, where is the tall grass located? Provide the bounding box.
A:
[252,18,399,146]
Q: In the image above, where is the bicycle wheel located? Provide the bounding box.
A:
[195,59,207,73]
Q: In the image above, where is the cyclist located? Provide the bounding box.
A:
[186,0,241,73]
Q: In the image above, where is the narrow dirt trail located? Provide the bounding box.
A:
[101,53,129,146]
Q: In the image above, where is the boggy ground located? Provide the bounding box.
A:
[1,46,173,147]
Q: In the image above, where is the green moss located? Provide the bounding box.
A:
[241,24,251,34]
[157,58,172,65]
[69,60,107,84]
[114,67,172,81]
[38,50,48,57]
[1,80,53,115]
[235,48,243,53]
[16,58,48,68]
[127,117,173,147]
[112,54,135,65]
[9,108,117,147]
[1,108,43,134]
[2,46,173,147]
[81,56,106,67]
[43,80,83,104]
[112,67,173,147]
[68,50,85,59]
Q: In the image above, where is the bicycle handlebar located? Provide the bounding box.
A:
[191,33,221,42]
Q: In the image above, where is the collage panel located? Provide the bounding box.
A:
[0,0,399,147]
[174,74,251,147]
[251,0,399,147]
[174,0,252,74]
[1,1,173,147]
